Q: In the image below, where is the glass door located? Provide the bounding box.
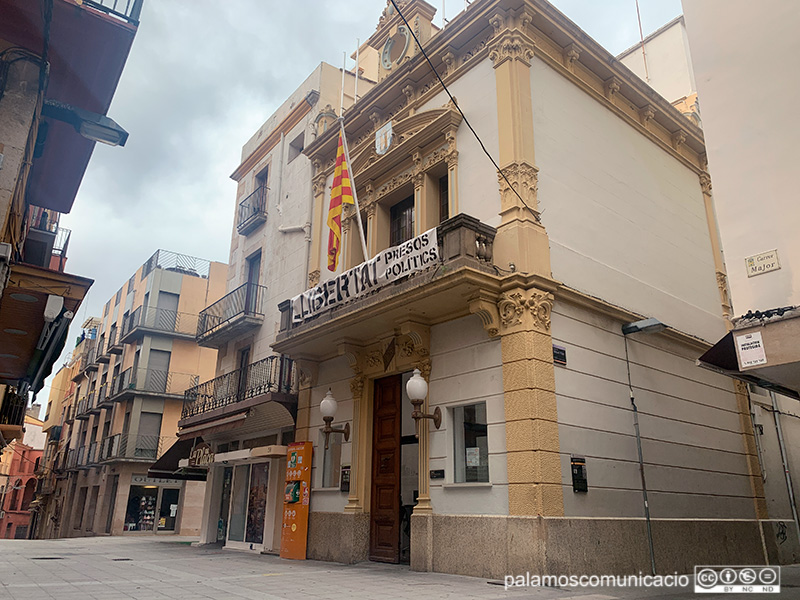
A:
[158,488,180,532]
[227,465,250,543]
[225,462,270,550]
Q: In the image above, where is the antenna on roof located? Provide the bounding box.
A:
[635,0,651,83]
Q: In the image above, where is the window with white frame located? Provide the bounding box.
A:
[453,402,489,483]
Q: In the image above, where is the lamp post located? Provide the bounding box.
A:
[406,368,440,513]
[319,389,350,450]
[622,317,665,576]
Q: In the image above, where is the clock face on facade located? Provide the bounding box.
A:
[381,26,411,70]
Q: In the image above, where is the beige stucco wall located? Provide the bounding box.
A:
[682,0,799,315]
[552,301,756,519]
[532,56,725,343]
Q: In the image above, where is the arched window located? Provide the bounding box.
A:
[21,479,36,511]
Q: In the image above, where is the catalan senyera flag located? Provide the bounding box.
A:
[326,131,355,271]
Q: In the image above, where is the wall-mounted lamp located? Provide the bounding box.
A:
[621,317,666,336]
[319,389,350,450]
[406,368,441,435]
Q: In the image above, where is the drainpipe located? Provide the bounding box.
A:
[769,391,800,547]
[275,133,285,215]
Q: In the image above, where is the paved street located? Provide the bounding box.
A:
[1,537,799,600]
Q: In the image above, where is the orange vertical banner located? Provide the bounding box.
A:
[280,441,313,560]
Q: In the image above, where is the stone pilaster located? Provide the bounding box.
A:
[489,10,551,277]
[699,172,733,319]
[293,360,319,443]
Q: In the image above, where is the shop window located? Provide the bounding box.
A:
[242,434,277,450]
[452,402,489,483]
[321,432,343,488]
[439,175,449,223]
[390,196,414,246]
[228,464,251,542]
[124,485,157,531]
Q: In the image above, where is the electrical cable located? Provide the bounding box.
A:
[388,0,540,223]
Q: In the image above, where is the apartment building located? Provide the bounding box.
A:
[0,0,140,447]
[41,250,226,537]
[166,63,371,555]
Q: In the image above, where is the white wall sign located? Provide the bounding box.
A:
[736,331,768,368]
[745,249,781,277]
[466,447,480,467]
[291,228,439,324]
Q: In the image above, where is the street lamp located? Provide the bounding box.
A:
[42,99,129,147]
[406,368,441,435]
[319,389,349,450]
[622,317,666,576]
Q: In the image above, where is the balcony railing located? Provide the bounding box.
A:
[109,367,200,401]
[141,249,210,280]
[0,392,26,429]
[48,425,62,443]
[82,0,143,25]
[98,434,176,462]
[182,355,295,420]
[278,213,496,334]
[106,328,123,355]
[121,306,198,343]
[75,396,89,420]
[237,185,268,235]
[196,282,267,348]
[96,381,112,408]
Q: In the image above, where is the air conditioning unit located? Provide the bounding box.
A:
[0,242,10,262]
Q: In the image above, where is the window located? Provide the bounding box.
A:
[390,196,414,246]
[321,431,343,488]
[288,132,304,162]
[439,175,449,222]
[453,402,489,483]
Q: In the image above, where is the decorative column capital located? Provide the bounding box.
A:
[699,172,712,195]
[489,31,535,68]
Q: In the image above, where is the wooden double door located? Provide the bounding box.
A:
[369,375,402,563]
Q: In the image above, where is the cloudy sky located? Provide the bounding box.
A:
[41,0,682,404]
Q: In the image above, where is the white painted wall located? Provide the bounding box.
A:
[532,56,726,343]
[419,58,501,228]
[22,420,45,450]
[428,315,508,515]
[682,0,800,315]
[618,17,696,103]
[552,301,756,519]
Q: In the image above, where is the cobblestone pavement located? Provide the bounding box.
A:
[1,537,798,600]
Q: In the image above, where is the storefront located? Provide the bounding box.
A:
[123,475,184,534]
[191,445,288,553]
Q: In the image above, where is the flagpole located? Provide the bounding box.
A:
[340,51,346,116]
[339,118,370,261]
[354,39,360,103]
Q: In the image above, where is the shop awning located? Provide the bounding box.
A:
[148,437,206,481]
[698,332,800,400]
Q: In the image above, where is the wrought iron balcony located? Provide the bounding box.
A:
[95,335,110,364]
[121,306,198,343]
[106,327,123,355]
[48,425,62,443]
[88,388,101,415]
[196,282,267,348]
[98,433,176,462]
[181,355,296,422]
[96,381,113,408]
[108,367,200,402]
[237,185,268,235]
[71,340,97,380]
[75,396,89,420]
[64,404,75,424]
